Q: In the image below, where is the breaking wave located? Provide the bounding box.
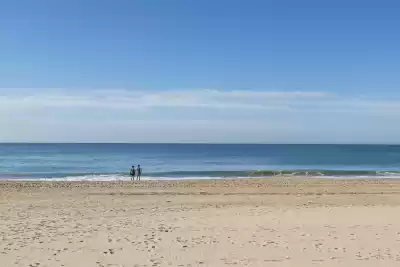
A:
[4,169,400,181]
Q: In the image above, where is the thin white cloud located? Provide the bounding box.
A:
[2,88,400,114]
[0,88,334,111]
[2,88,400,143]
[1,88,400,113]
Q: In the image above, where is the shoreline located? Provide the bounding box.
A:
[2,176,400,185]
[3,169,400,182]
[3,174,400,181]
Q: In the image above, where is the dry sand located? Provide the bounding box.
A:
[2,178,400,266]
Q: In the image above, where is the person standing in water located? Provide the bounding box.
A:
[130,165,136,181]
[137,165,142,181]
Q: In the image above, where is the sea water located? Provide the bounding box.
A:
[1,143,400,181]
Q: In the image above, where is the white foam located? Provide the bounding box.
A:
[7,173,400,182]
[8,174,129,182]
[7,175,225,181]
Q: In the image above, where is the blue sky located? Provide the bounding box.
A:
[1,0,400,143]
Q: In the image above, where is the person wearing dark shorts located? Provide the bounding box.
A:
[130,165,136,181]
[137,165,142,181]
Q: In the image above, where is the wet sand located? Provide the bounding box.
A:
[2,178,400,266]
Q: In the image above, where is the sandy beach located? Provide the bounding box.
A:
[2,178,400,266]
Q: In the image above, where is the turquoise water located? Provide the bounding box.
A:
[1,144,400,180]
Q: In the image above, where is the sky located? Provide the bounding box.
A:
[1,0,400,143]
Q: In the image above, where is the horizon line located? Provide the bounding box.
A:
[1,142,400,146]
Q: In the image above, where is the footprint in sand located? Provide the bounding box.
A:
[103,248,115,255]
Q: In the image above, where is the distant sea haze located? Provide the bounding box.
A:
[1,144,400,181]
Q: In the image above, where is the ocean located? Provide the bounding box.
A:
[1,143,400,181]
